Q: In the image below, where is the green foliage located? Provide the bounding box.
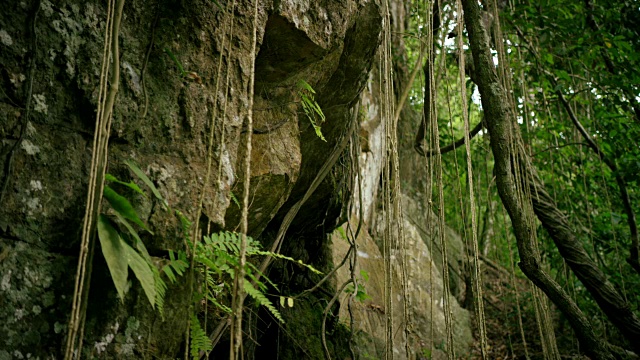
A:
[124,160,167,208]
[97,215,130,301]
[194,231,283,322]
[96,213,157,307]
[229,191,241,209]
[279,296,295,308]
[103,185,150,231]
[194,230,322,326]
[125,241,157,307]
[104,174,145,196]
[155,249,189,317]
[99,162,188,315]
[337,226,347,241]
[344,270,371,303]
[297,79,327,142]
[243,279,284,323]
[189,314,212,359]
[504,0,640,320]
[175,209,192,245]
[400,0,640,351]
[163,250,189,283]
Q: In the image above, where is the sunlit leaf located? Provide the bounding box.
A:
[297,79,315,93]
[105,174,145,196]
[103,186,150,232]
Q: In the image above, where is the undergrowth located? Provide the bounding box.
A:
[97,160,321,358]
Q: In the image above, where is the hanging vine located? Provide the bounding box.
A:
[65,0,126,358]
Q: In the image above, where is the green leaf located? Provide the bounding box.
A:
[298,81,326,142]
[230,191,241,209]
[356,287,371,302]
[123,240,157,308]
[103,185,150,232]
[544,53,554,65]
[556,70,570,83]
[105,174,146,196]
[360,269,369,282]
[297,79,315,93]
[163,265,176,283]
[168,250,188,276]
[175,210,192,243]
[337,226,347,240]
[97,215,129,301]
[190,314,212,359]
[244,279,284,323]
[124,160,166,207]
[312,124,327,142]
[196,256,220,273]
[155,273,168,318]
[113,212,151,262]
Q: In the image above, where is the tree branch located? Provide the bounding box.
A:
[531,142,587,157]
[418,118,485,157]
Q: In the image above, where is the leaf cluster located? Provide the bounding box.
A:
[297,79,327,142]
[98,161,188,317]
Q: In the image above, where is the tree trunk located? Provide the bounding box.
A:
[530,168,640,353]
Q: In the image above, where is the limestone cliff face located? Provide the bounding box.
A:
[330,65,473,358]
[0,0,381,358]
[0,0,471,358]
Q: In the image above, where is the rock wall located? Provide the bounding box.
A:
[0,0,382,358]
[329,64,473,358]
[0,0,472,358]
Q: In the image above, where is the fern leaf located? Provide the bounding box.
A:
[244,279,284,323]
[255,250,322,274]
[190,315,212,359]
[155,273,167,317]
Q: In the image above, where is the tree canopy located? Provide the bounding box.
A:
[404,0,640,357]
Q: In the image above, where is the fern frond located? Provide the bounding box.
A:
[245,262,278,290]
[255,250,322,274]
[204,293,232,314]
[155,273,167,318]
[171,250,189,273]
[190,315,212,359]
[243,279,283,323]
[176,210,192,246]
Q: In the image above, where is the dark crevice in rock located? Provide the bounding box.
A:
[269,2,382,238]
[250,4,383,359]
[254,15,328,93]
